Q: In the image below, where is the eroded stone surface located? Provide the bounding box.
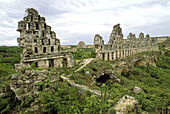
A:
[10,69,60,101]
[109,95,138,114]
[17,8,74,69]
[94,24,158,61]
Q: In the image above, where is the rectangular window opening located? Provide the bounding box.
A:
[51,46,54,52]
[48,39,50,45]
[42,31,45,37]
[35,62,38,68]
[49,59,54,67]
[36,23,39,29]
[35,47,38,53]
[43,47,46,53]
[42,39,44,45]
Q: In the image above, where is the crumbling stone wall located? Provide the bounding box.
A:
[94,24,158,60]
[17,8,74,68]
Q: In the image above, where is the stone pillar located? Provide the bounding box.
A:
[109,52,112,60]
[104,53,108,61]
[100,53,102,59]
[132,49,134,55]
[54,58,62,68]
[113,51,116,59]
[121,50,123,57]
[38,60,49,68]
[117,51,120,58]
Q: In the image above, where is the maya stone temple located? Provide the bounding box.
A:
[94,24,158,60]
[17,8,74,68]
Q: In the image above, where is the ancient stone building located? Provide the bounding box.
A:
[17,8,74,68]
[94,24,158,60]
[77,41,86,48]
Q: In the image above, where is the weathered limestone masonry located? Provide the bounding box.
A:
[17,8,74,68]
[94,24,158,60]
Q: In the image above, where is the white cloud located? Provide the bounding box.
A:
[0,0,170,45]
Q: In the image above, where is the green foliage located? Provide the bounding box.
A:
[120,51,170,113]
[0,95,20,113]
[71,48,96,60]
[0,46,22,113]
[0,46,21,87]
[21,96,34,107]
[40,82,82,113]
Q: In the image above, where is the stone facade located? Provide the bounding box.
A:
[17,8,74,68]
[94,24,158,60]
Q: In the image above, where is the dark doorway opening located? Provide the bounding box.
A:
[35,62,38,68]
[102,53,105,60]
[107,53,109,60]
[96,74,111,83]
[51,46,54,52]
[35,47,38,53]
[42,31,45,37]
[48,39,50,45]
[43,47,46,53]
[36,23,39,29]
[49,59,54,67]
[42,39,44,45]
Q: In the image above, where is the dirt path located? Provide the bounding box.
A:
[60,58,102,96]
[75,58,95,72]
[61,75,101,96]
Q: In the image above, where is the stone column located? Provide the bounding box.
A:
[38,60,49,68]
[54,58,62,68]
[117,51,120,58]
[109,52,112,60]
[113,51,116,59]
[121,50,123,57]
[104,53,108,61]
[100,53,103,60]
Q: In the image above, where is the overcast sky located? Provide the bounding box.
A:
[0,0,170,46]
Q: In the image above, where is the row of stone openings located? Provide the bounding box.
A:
[34,46,56,53]
[27,15,40,22]
[33,58,68,68]
[34,39,51,45]
[29,31,50,38]
[102,49,138,60]
[26,23,43,30]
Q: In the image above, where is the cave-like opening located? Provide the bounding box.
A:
[96,74,111,83]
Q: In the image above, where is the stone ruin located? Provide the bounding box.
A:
[94,24,158,60]
[77,41,86,48]
[16,8,74,68]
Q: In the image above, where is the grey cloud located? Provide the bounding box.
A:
[0,0,170,46]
